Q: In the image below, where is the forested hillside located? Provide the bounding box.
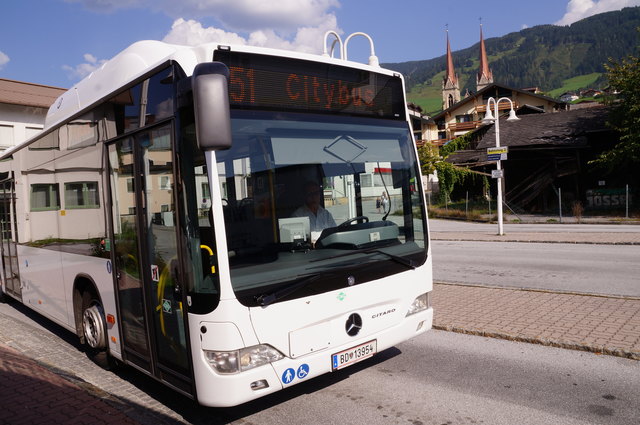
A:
[384,7,640,114]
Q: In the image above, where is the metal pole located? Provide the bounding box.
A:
[495,101,504,236]
[559,187,562,223]
[466,191,469,217]
[626,184,629,219]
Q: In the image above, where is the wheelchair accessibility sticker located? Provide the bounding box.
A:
[282,364,310,384]
[162,299,172,314]
[297,364,309,379]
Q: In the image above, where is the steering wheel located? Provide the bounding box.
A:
[337,216,369,228]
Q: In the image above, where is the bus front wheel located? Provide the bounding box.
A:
[81,291,112,369]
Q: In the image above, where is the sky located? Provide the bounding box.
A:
[1,0,639,89]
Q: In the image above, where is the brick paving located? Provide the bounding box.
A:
[433,283,640,360]
[0,308,187,425]
[0,343,139,425]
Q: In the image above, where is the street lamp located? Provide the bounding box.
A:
[482,97,519,236]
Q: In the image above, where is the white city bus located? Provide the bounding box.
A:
[0,32,433,407]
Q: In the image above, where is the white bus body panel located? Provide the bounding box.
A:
[191,256,432,407]
[16,245,122,358]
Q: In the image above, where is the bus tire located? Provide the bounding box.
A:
[81,290,113,369]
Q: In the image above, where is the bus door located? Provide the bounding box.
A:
[107,123,193,396]
[0,178,21,300]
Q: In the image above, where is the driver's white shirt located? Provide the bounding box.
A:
[292,205,336,232]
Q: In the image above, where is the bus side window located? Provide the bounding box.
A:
[106,83,143,136]
[146,67,174,125]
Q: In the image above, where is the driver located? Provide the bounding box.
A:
[292,181,336,236]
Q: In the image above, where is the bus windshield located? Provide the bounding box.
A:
[214,110,427,306]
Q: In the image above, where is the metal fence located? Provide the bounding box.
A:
[427,184,638,222]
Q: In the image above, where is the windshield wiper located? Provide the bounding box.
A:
[365,249,416,269]
[255,273,322,307]
[309,246,415,270]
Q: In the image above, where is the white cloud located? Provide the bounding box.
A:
[67,0,340,33]
[555,0,640,25]
[62,53,108,80]
[67,0,342,72]
[162,18,249,46]
[63,0,342,74]
[163,14,339,54]
[0,51,9,70]
[163,0,340,34]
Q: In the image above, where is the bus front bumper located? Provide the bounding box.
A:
[193,307,433,407]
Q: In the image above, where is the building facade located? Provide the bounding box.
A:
[0,79,65,151]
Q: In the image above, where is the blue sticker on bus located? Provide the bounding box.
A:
[282,368,295,384]
[297,364,309,379]
[106,261,112,274]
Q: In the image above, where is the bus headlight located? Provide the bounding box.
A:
[406,292,431,316]
[205,344,284,374]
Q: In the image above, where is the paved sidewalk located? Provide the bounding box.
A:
[432,283,640,360]
[432,230,640,244]
[0,343,140,425]
[0,308,186,425]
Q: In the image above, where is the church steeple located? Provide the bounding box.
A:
[476,24,493,91]
[442,29,460,110]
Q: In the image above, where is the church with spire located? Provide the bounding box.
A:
[476,25,494,91]
[425,25,566,146]
[442,30,460,110]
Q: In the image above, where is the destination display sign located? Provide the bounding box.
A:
[214,49,405,119]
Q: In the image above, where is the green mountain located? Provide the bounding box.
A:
[383,7,640,115]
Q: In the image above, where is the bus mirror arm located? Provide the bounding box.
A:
[192,62,233,151]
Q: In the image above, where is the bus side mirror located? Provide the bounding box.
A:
[192,62,232,151]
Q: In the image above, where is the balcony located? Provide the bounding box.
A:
[448,121,482,132]
[427,139,450,147]
[475,101,519,114]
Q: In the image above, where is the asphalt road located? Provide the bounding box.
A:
[431,240,640,297]
[194,330,640,425]
[2,297,640,425]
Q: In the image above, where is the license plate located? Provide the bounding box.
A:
[331,340,377,370]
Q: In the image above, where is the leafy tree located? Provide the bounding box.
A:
[434,161,473,203]
[417,133,484,203]
[592,33,640,172]
[417,143,439,176]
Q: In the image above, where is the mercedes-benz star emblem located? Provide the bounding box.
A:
[345,313,362,336]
